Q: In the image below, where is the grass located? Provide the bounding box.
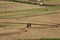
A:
[46,0,60,2]
[0,0,60,19]
[0,6,60,18]
[10,0,60,4]
[0,0,60,29]
[3,24,25,29]
[0,5,60,30]
[0,3,60,29]
[0,0,60,40]
[0,0,60,30]
[12,38,60,40]
[40,38,60,40]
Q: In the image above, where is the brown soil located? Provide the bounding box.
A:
[0,1,60,40]
[0,1,42,12]
[0,12,60,40]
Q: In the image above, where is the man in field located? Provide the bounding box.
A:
[26,23,31,28]
[24,23,31,32]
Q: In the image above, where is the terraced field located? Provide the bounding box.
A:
[0,0,60,40]
[0,13,60,40]
[0,1,42,12]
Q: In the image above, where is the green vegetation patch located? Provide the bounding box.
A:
[14,38,60,40]
[12,38,60,40]
[0,6,60,19]
[40,38,60,40]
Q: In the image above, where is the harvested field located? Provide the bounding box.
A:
[22,11,60,24]
[0,27,60,40]
[0,0,60,40]
[0,1,42,12]
[0,12,60,40]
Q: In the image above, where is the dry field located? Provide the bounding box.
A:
[0,12,60,40]
[0,1,42,12]
[0,1,60,40]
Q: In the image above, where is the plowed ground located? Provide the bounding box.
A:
[0,1,60,40]
[0,12,60,40]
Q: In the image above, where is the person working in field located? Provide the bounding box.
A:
[26,23,32,28]
[24,23,32,32]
